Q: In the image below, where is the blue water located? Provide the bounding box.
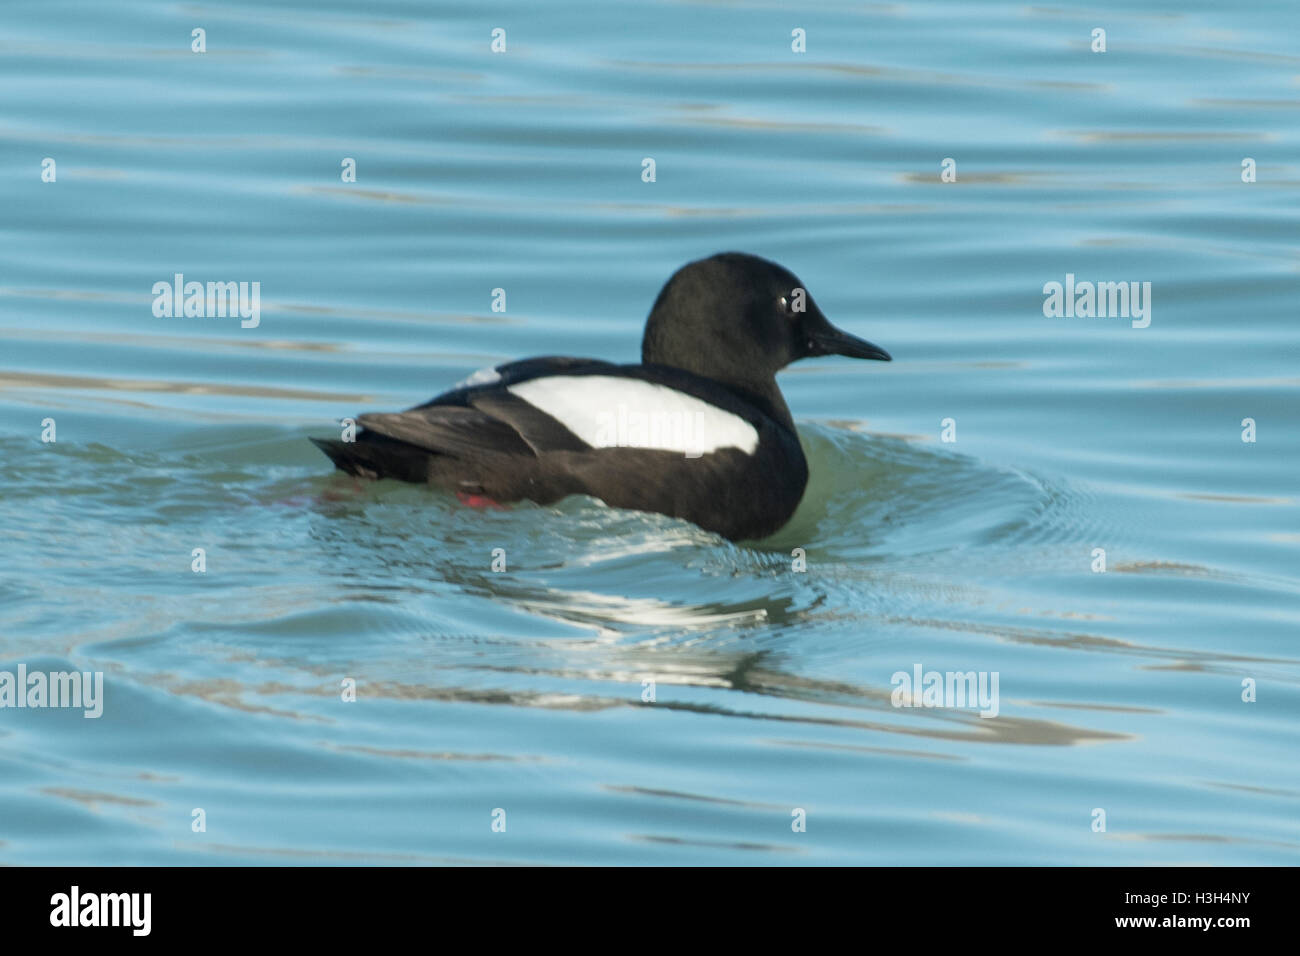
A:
[1,0,1298,865]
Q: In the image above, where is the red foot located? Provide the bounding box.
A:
[456,491,506,510]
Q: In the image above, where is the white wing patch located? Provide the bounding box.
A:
[454,365,502,389]
[508,375,759,457]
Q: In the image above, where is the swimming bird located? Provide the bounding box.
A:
[312,252,891,540]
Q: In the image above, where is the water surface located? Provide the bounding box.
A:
[1,0,1298,864]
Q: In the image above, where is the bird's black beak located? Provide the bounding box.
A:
[805,321,892,362]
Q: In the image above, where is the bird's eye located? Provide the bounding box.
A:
[778,296,790,312]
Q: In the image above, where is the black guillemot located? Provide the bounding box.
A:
[312,252,891,541]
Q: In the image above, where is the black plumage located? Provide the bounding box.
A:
[312,252,891,540]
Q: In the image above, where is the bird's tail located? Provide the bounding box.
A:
[310,435,431,483]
